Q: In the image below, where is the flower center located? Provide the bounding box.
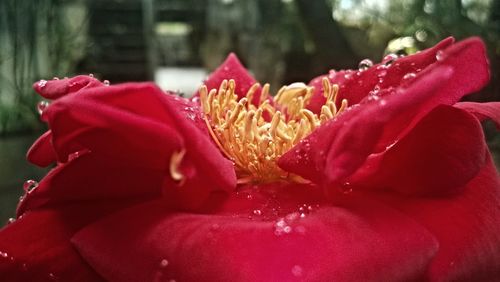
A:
[199,78,347,184]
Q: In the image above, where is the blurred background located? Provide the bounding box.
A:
[0,0,499,222]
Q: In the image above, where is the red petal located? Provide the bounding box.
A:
[374,157,500,280]
[280,38,490,188]
[0,201,133,281]
[73,193,438,282]
[455,102,500,128]
[17,152,164,216]
[44,82,236,208]
[195,53,262,104]
[350,105,486,196]
[26,130,57,167]
[306,37,455,113]
[46,88,184,168]
[33,75,104,100]
[279,65,453,185]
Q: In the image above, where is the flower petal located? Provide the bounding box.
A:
[455,102,500,128]
[72,192,438,282]
[0,201,134,282]
[26,130,57,167]
[17,152,164,217]
[374,156,500,281]
[33,75,104,100]
[279,65,453,185]
[350,105,487,196]
[280,38,490,188]
[195,53,262,103]
[42,82,236,209]
[46,86,184,168]
[306,37,455,113]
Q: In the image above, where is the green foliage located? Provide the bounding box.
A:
[0,0,88,135]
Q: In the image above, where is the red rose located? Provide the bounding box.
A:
[1,37,499,281]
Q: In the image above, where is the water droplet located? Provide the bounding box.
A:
[253,209,262,216]
[403,72,416,81]
[0,251,8,258]
[48,273,58,281]
[358,59,373,71]
[291,265,303,277]
[160,259,169,268]
[38,80,48,88]
[210,223,220,231]
[37,101,50,115]
[341,182,353,194]
[88,73,94,78]
[52,77,60,80]
[23,180,38,193]
[68,151,81,161]
[328,70,336,79]
[103,80,110,86]
[435,50,444,61]
[7,218,15,224]
[274,218,292,236]
[382,54,398,66]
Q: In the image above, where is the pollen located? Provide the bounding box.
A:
[199,77,347,184]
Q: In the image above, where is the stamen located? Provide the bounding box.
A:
[199,78,347,183]
[170,149,186,185]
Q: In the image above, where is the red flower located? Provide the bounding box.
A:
[1,37,500,281]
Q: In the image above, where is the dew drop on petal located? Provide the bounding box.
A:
[358,59,373,71]
[382,54,398,66]
[52,77,59,80]
[88,73,94,78]
[37,101,50,115]
[340,182,353,194]
[435,50,444,61]
[103,80,110,86]
[48,273,58,281]
[291,265,303,277]
[7,218,16,224]
[403,72,416,81]
[38,80,48,88]
[23,179,38,193]
[253,209,262,216]
[0,251,8,258]
[160,259,169,268]
[274,218,293,236]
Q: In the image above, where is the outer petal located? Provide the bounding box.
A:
[455,102,500,128]
[306,37,455,113]
[0,201,137,282]
[280,38,490,189]
[279,65,453,185]
[72,190,438,282]
[44,82,236,209]
[26,130,57,167]
[33,75,104,100]
[194,53,262,104]
[375,156,500,281]
[349,105,487,196]
[17,152,164,217]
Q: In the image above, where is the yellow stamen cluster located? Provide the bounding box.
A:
[199,78,347,183]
